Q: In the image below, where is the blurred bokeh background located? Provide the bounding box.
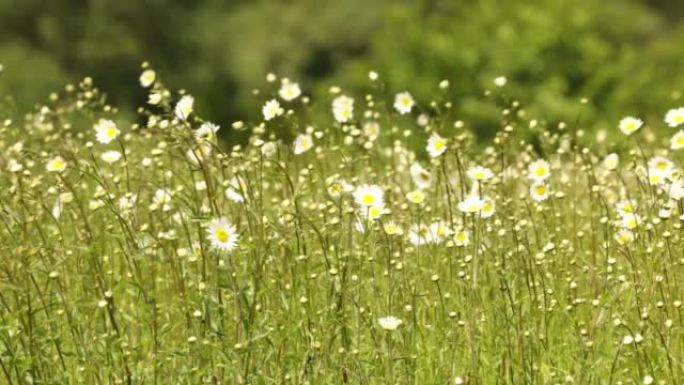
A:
[1,0,683,140]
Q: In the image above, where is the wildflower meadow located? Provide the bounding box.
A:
[2,64,684,385]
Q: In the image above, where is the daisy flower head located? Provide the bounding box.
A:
[363,121,380,141]
[528,159,551,182]
[614,228,635,245]
[101,150,122,164]
[665,107,684,128]
[294,133,314,155]
[406,189,426,204]
[206,217,239,252]
[670,131,684,150]
[46,156,67,173]
[383,221,402,236]
[94,119,120,144]
[139,69,156,88]
[332,95,354,123]
[360,203,385,222]
[175,95,194,121]
[278,80,301,102]
[410,163,432,189]
[429,221,452,244]
[186,143,213,166]
[616,200,637,216]
[530,182,549,202]
[195,122,220,142]
[393,91,415,114]
[618,116,643,136]
[378,316,402,331]
[458,194,484,214]
[427,132,447,158]
[153,188,172,211]
[603,153,619,170]
[467,166,494,182]
[480,196,496,218]
[353,184,384,208]
[453,229,470,247]
[225,176,247,203]
[621,213,641,230]
[262,99,284,121]
[409,223,433,246]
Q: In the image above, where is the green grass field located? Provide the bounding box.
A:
[2,67,684,385]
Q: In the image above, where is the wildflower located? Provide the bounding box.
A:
[467,166,494,182]
[94,119,120,144]
[406,189,426,204]
[148,92,162,105]
[175,95,194,121]
[327,179,353,198]
[383,221,402,236]
[294,134,314,155]
[46,156,67,173]
[427,132,447,158]
[408,223,433,245]
[195,122,220,142]
[410,163,432,189]
[453,229,470,247]
[353,184,384,208]
[530,182,549,202]
[528,159,551,182]
[262,99,284,121]
[101,150,122,164]
[614,229,635,245]
[665,107,684,128]
[603,153,619,170]
[621,213,641,229]
[186,143,213,166]
[668,179,684,200]
[618,116,643,136]
[378,316,402,331]
[139,69,156,88]
[360,204,385,221]
[332,95,354,123]
[206,217,239,252]
[278,80,301,101]
[670,131,684,150]
[429,221,451,243]
[153,188,172,211]
[363,121,380,141]
[458,195,484,214]
[225,176,247,203]
[493,76,507,87]
[393,92,415,114]
[480,196,496,218]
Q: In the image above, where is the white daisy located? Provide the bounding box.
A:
[410,163,432,189]
[528,159,551,182]
[458,195,484,214]
[332,95,354,123]
[618,116,643,136]
[530,182,549,202]
[101,150,122,164]
[670,131,684,150]
[46,156,67,173]
[175,95,194,121]
[353,184,384,208]
[294,134,314,155]
[378,316,402,331]
[467,166,494,182]
[139,69,156,88]
[393,92,415,114]
[426,132,447,158]
[665,107,684,128]
[206,217,239,252]
[278,80,301,101]
[262,99,284,121]
[94,119,120,144]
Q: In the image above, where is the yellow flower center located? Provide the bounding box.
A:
[215,228,229,243]
[106,127,117,138]
[362,194,375,205]
[535,185,546,195]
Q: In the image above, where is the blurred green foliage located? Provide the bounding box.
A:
[1,0,683,140]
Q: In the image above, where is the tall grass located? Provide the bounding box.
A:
[1,66,683,385]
